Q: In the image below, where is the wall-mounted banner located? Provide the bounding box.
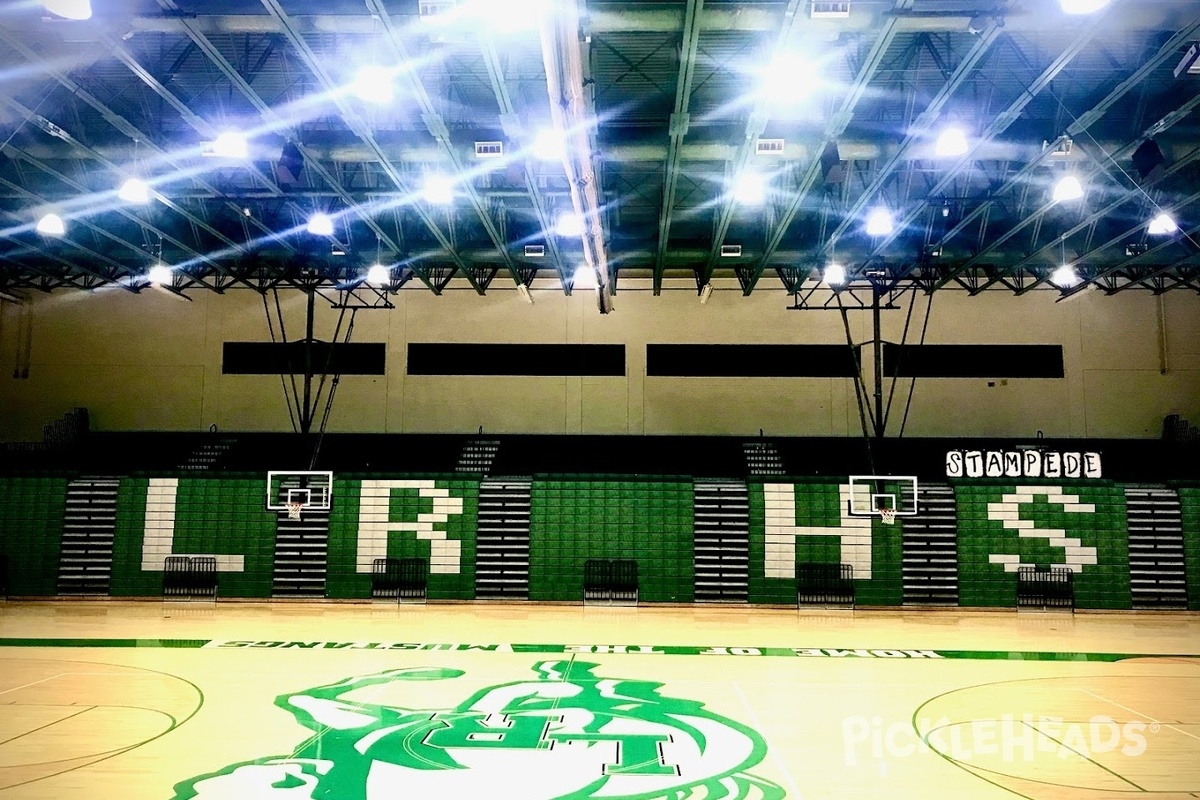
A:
[946,450,1101,479]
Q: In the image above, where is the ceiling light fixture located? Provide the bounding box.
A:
[824,262,847,286]
[148,263,172,285]
[865,208,894,236]
[1051,264,1080,287]
[935,127,969,158]
[118,178,151,204]
[572,264,596,290]
[1059,0,1111,13]
[556,211,584,238]
[733,172,767,205]
[42,0,92,20]
[1052,175,1085,203]
[36,213,65,236]
[760,52,818,108]
[366,263,390,286]
[203,132,248,159]
[306,212,334,236]
[351,65,395,105]
[423,175,454,205]
[1148,212,1179,235]
[532,128,566,161]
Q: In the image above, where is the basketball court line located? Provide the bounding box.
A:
[0,674,63,697]
[1021,720,1146,792]
[732,681,804,800]
[0,706,94,748]
[1079,687,1200,743]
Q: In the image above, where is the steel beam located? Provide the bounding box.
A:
[541,0,613,312]
[0,30,273,253]
[153,0,443,293]
[814,20,1006,262]
[865,7,1118,266]
[477,33,571,291]
[654,0,704,295]
[699,0,805,288]
[928,18,1200,291]
[982,155,1200,294]
[266,0,508,292]
[744,0,912,294]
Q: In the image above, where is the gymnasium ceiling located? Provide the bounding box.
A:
[1,0,1200,309]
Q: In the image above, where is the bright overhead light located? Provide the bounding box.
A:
[36,213,65,236]
[935,127,969,158]
[306,212,334,236]
[733,172,767,205]
[471,0,551,34]
[1148,212,1179,235]
[824,262,847,286]
[572,264,596,290]
[118,178,151,204]
[1053,175,1085,203]
[204,131,248,159]
[42,0,92,20]
[532,128,566,161]
[556,211,584,237]
[760,52,818,108]
[423,175,454,205]
[1060,0,1111,13]
[351,65,394,105]
[1051,264,1080,287]
[865,208,894,237]
[148,263,172,285]
[366,263,390,286]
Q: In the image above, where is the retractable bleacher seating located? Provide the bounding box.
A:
[371,557,428,603]
[796,562,855,607]
[583,559,639,605]
[162,555,218,600]
[1017,566,1074,610]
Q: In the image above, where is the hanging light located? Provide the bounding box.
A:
[556,211,584,237]
[366,263,390,286]
[733,172,767,205]
[1148,212,1178,235]
[147,263,172,285]
[306,212,334,236]
[865,207,894,236]
[760,52,819,109]
[824,262,847,286]
[1053,175,1085,203]
[118,178,151,204]
[351,65,395,105]
[203,132,248,159]
[42,0,91,20]
[1051,264,1080,287]
[36,213,66,236]
[423,175,454,205]
[935,127,969,158]
[532,128,566,161]
[572,264,596,290]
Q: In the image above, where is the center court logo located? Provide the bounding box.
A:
[171,661,786,800]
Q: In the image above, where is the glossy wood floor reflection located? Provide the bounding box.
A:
[0,601,1197,800]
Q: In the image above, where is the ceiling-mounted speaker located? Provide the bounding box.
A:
[1132,138,1166,183]
[276,142,304,189]
[821,141,845,185]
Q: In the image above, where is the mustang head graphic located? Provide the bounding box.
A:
[171,661,785,800]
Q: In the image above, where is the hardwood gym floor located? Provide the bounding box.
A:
[0,602,1196,799]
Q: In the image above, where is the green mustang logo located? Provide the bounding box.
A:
[171,661,785,800]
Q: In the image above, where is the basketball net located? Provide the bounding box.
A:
[286,501,303,520]
[878,507,897,525]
